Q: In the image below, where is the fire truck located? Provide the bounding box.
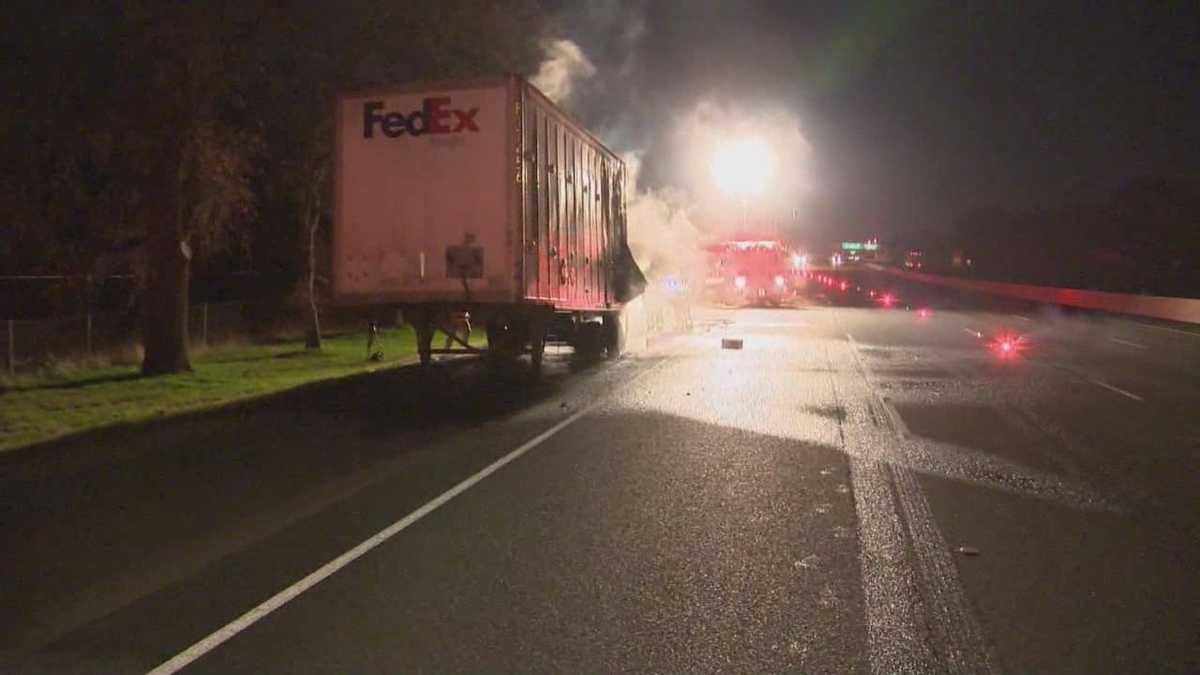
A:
[705,239,794,307]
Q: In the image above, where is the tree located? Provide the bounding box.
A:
[2,0,549,365]
[246,0,546,350]
[109,2,264,374]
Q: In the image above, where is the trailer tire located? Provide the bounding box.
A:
[603,313,622,358]
[572,320,605,361]
[528,311,549,374]
[486,313,526,361]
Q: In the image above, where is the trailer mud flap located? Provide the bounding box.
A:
[614,241,647,303]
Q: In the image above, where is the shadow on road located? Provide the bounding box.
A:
[0,353,607,651]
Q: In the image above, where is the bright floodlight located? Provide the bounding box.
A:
[711,138,774,197]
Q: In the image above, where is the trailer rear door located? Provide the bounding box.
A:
[334,81,515,305]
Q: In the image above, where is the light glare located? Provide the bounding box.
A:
[711,138,774,197]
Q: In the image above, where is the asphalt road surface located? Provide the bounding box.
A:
[3,272,1198,673]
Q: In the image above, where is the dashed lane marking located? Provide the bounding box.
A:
[1088,378,1144,402]
[1109,337,1147,349]
[1127,321,1200,338]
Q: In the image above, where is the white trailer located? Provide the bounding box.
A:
[333,75,643,367]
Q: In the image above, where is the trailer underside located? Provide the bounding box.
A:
[396,302,623,371]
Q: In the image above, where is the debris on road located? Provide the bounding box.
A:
[721,338,744,350]
[956,545,981,556]
[794,554,821,570]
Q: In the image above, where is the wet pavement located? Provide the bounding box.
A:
[3,279,1199,673]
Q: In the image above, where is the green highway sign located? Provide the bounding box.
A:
[841,241,879,251]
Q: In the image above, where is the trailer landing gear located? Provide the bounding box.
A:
[402,304,612,373]
[411,310,435,366]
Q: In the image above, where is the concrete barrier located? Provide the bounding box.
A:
[873,266,1200,325]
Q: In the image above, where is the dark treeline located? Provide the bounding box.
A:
[917,176,1200,298]
[1,0,544,371]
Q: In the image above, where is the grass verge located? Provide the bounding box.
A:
[0,327,436,452]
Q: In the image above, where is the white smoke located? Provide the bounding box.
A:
[530,39,596,104]
[623,151,706,282]
[529,36,817,323]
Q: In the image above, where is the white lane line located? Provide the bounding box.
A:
[735,321,812,328]
[147,406,594,675]
[850,456,938,673]
[1109,337,1147,349]
[828,336,937,673]
[892,468,1001,674]
[1128,321,1200,338]
[843,331,999,675]
[1088,378,1144,402]
[962,327,983,338]
[1012,314,1033,322]
[876,396,911,440]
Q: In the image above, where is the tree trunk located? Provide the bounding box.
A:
[141,143,193,376]
[141,232,193,375]
[303,186,323,350]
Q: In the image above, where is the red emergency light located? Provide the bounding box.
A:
[989,333,1026,359]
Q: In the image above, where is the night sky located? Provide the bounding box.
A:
[548,0,1200,242]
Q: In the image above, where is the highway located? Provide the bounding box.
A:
[3,272,1198,673]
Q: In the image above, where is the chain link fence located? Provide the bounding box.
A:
[1,301,245,374]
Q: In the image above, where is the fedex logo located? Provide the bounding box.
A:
[362,97,479,139]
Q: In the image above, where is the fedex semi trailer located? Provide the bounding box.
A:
[332,76,644,368]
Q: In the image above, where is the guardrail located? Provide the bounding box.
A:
[872,265,1200,325]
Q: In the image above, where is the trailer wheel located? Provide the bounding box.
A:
[530,331,546,372]
[572,320,605,361]
[528,312,549,374]
[602,313,622,359]
[486,314,525,361]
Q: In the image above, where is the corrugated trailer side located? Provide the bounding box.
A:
[518,81,627,312]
